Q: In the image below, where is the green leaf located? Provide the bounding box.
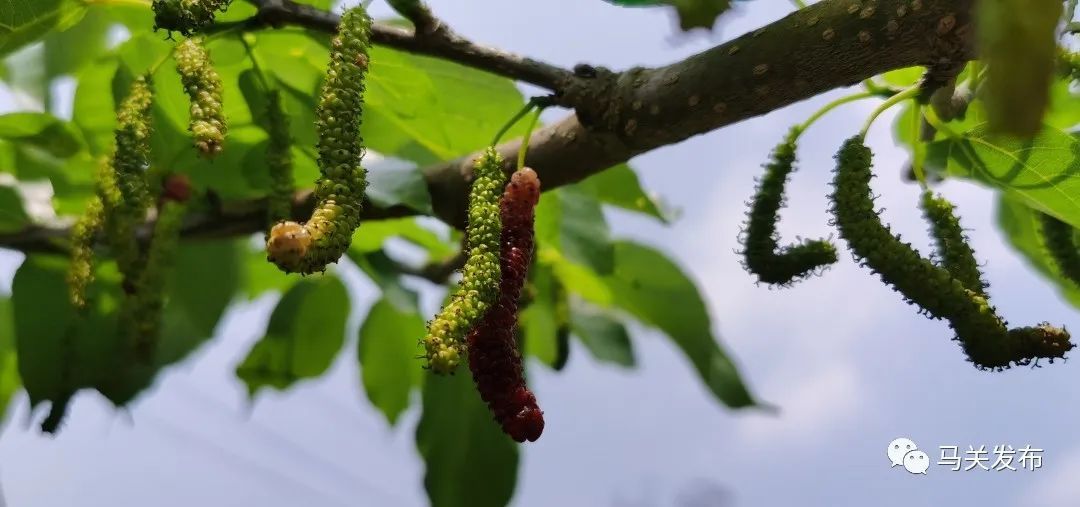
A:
[577,163,670,221]
[926,123,1080,228]
[0,296,22,421]
[72,52,121,155]
[43,7,114,78]
[543,250,613,306]
[416,372,519,507]
[18,151,97,217]
[892,75,1079,178]
[520,264,559,367]
[358,297,425,426]
[11,255,137,409]
[256,28,509,166]
[155,240,242,366]
[603,0,733,30]
[239,241,299,299]
[11,241,242,416]
[978,0,1062,137]
[667,0,733,30]
[349,249,423,313]
[0,185,30,233]
[997,195,1080,309]
[12,255,78,407]
[570,304,636,368]
[3,42,48,105]
[348,217,456,259]
[236,276,350,394]
[366,163,434,214]
[881,66,923,88]
[602,241,756,408]
[1043,77,1080,130]
[0,112,84,157]
[364,46,529,164]
[535,185,614,274]
[0,0,86,58]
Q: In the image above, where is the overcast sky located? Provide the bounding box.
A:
[2,1,1080,506]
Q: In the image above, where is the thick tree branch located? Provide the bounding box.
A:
[426,0,976,227]
[0,0,976,253]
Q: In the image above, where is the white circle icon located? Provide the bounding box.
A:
[888,437,918,467]
[904,450,930,474]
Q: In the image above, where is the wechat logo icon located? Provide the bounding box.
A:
[888,437,928,475]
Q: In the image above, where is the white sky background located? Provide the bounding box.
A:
[2,0,1080,506]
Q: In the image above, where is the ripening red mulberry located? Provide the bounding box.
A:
[466,168,545,443]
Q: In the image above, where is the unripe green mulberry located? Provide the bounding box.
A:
[423,148,508,374]
[153,0,231,36]
[266,6,371,274]
[113,75,154,213]
[830,136,1072,369]
[105,77,155,284]
[920,191,987,296]
[742,128,838,285]
[67,196,106,309]
[175,37,226,158]
[265,90,294,227]
[126,197,188,362]
[1037,212,1080,287]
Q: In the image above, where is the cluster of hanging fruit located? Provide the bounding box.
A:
[62,0,545,442]
[739,89,1077,371]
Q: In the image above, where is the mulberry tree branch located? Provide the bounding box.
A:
[233,0,578,91]
[0,0,976,253]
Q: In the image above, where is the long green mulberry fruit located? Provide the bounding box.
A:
[423,148,508,374]
[920,191,988,296]
[66,196,106,309]
[265,90,294,228]
[175,37,226,158]
[266,6,371,274]
[125,175,191,362]
[105,76,155,284]
[112,75,154,214]
[830,136,1072,369]
[153,0,231,36]
[1037,212,1080,287]
[742,128,837,285]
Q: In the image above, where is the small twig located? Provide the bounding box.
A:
[386,0,438,34]
[0,190,417,254]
